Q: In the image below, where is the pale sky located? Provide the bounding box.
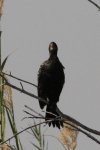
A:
[1,0,100,150]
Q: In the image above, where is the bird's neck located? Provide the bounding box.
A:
[49,54,57,60]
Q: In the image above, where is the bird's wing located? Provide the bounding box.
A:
[38,61,47,109]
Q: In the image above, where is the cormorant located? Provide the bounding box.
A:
[37,42,65,129]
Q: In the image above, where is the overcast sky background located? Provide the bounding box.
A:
[1,0,100,150]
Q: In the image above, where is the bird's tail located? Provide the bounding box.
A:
[45,105,63,129]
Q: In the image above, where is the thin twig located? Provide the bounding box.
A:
[22,110,45,120]
[0,74,48,105]
[42,110,58,117]
[23,110,65,121]
[0,72,37,87]
[25,105,44,117]
[23,110,37,117]
[22,116,44,121]
[88,0,100,10]
[20,82,24,90]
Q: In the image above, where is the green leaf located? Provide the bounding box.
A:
[6,108,20,150]
[27,119,48,150]
[33,119,39,136]
[43,134,45,150]
[1,46,21,71]
[0,31,2,37]
[29,123,39,141]
[46,142,48,150]
[19,138,24,150]
[31,142,41,150]
[1,56,8,71]
[39,120,41,135]
[31,127,39,140]
[6,108,14,132]
[2,103,13,118]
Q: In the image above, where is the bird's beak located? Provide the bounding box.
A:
[50,45,54,51]
[50,46,54,51]
[50,47,53,50]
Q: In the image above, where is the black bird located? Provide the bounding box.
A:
[37,42,65,129]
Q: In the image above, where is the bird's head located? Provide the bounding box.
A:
[49,42,58,56]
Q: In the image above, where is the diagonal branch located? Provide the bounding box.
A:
[56,107,100,135]
[0,72,37,87]
[25,105,44,117]
[0,73,48,105]
[88,0,100,10]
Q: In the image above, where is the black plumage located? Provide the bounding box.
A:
[37,42,65,129]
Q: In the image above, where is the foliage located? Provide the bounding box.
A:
[27,119,48,150]
[0,0,4,18]
[0,42,23,150]
[3,75,23,150]
[58,121,79,150]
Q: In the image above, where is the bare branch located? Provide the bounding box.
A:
[22,110,45,120]
[0,74,48,105]
[0,72,37,87]
[56,107,100,135]
[25,105,44,117]
[88,0,100,10]
[23,109,64,122]
[23,110,37,117]
[20,82,24,90]
[22,116,43,121]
